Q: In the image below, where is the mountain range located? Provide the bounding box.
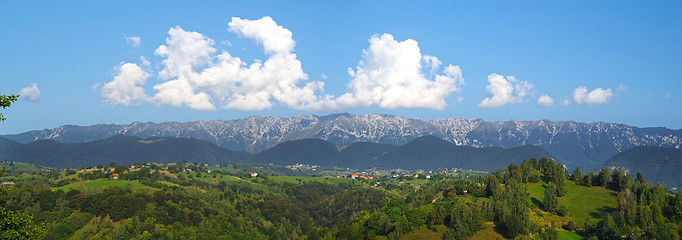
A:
[2,113,681,170]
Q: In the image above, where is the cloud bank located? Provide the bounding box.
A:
[478,73,533,108]
[101,17,464,111]
[19,83,41,103]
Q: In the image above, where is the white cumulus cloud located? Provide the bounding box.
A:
[573,86,613,105]
[101,62,150,106]
[332,34,464,110]
[148,18,326,111]
[152,26,217,110]
[101,17,464,111]
[19,83,41,103]
[478,73,533,108]
[537,95,554,107]
[125,36,141,48]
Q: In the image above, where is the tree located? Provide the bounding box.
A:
[597,168,610,187]
[635,172,644,184]
[495,178,530,238]
[0,94,19,122]
[571,167,584,185]
[0,94,41,239]
[543,182,558,213]
[610,169,628,191]
[485,175,500,198]
[0,168,42,239]
[504,163,523,183]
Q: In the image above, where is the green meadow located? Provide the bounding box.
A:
[527,180,618,226]
[52,179,156,192]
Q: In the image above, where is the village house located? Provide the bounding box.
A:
[350,173,358,179]
[250,172,258,177]
[111,173,119,180]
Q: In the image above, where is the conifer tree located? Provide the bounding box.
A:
[571,166,584,185]
[543,182,558,213]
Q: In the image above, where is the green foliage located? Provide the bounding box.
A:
[495,179,530,238]
[0,167,42,239]
[0,207,41,240]
[597,168,610,187]
[609,169,632,191]
[2,157,681,239]
[443,200,484,239]
[536,225,558,240]
[485,175,500,198]
[571,166,583,185]
[563,220,576,231]
[542,182,558,213]
[0,94,19,122]
[385,197,406,222]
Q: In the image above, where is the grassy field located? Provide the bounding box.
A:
[0,162,47,172]
[53,179,156,192]
[400,225,447,240]
[469,222,506,239]
[557,231,583,240]
[527,180,618,226]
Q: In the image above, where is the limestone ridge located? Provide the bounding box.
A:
[3,113,681,170]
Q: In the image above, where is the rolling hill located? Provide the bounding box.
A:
[0,135,252,168]
[1,135,555,171]
[603,146,682,189]
[254,136,555,170]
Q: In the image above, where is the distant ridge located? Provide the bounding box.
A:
[1,135,552,171]
[2,113,681,170]
[253,136,554,170]
[604,146,682,189]
[0,135,251,168]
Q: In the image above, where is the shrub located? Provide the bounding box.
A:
[557,205,569,216]
[563,220,576,231]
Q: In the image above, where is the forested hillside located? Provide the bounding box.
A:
[254,136,555,170]
[1,135,553,171]
[0,136,252,168]
[604,146,682,189]
[1,158,681,239]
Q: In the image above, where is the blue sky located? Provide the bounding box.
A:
[1,1,681,134]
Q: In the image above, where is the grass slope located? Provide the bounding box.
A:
[527,180,617,226]
[400,225,447,240]
[469,222,506,239]
[53,179,156,192]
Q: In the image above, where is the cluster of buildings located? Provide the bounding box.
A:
[285,164,320,171]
